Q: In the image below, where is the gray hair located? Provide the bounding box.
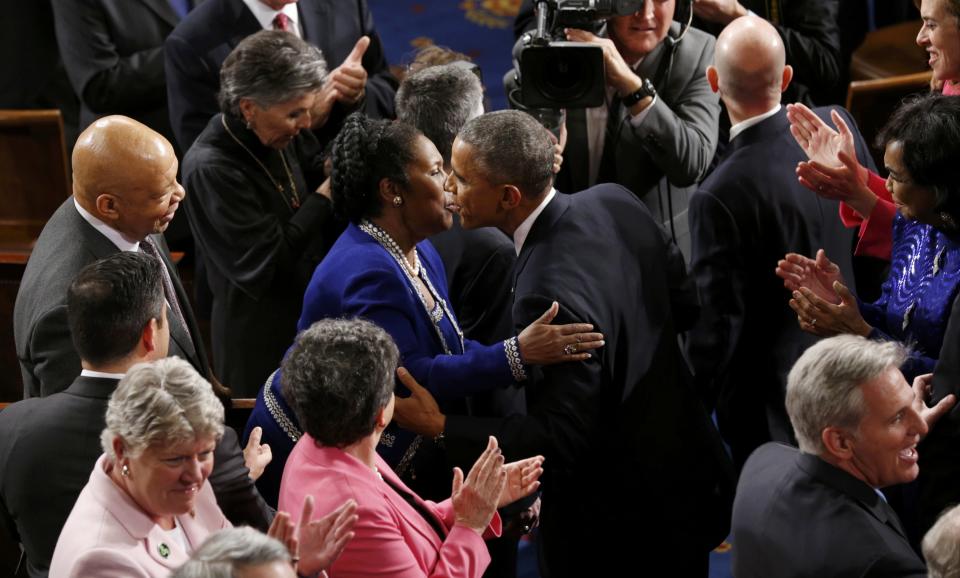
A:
[281,318,398,447]
[924,505,960,578]
[457,110,555,199]
[785,335,908,455]
[396,63,484,165]
[218,30,327,117]
[101,357,225,459]
[171,527,291,578]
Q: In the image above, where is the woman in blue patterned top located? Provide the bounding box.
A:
[778,94,960,381]
[245,114,602,505]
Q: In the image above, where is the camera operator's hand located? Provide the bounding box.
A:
[564,28,644,100]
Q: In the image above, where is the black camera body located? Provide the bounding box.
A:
[514,0,643,109]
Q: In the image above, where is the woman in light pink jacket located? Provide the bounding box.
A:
[50,357,356,578]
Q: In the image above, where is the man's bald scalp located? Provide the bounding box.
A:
[72,116,174,208]
[714,16,786,108]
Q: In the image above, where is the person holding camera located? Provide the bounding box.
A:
[517,0,720,253]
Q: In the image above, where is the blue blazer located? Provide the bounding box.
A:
[299,222,516,399]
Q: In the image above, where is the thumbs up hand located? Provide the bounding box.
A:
[326,36,370,106]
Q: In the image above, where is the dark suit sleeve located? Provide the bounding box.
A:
[209,427,274,530]
[51,0,167,113]
[779,0,842,102]
[165,33,220,152]
[685,191,746,403]
[662,225,699,332]
[445,293,603,467]
[25,305,81,398]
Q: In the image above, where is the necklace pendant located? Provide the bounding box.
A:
[291,196,300,209]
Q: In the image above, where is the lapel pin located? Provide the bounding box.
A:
[158,542,171,558]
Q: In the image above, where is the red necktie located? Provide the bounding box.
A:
[272,12,290,31]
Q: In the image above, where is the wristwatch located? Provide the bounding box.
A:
[622,78,656,107]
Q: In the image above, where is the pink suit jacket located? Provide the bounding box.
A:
[278,436,501,578]
[49,454,229,578]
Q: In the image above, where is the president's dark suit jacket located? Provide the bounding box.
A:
[11,199,273,530]
[685,107,869,469]
[14,198,203,399]
[165,0,397,152]
[445,186,734,576]
[732,443,926,577]
[50,0,183,151]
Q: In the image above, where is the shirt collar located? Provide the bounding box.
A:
[242,0,299,34]
[513,188,556,255]
[728,104,782,142]
[73,197,140,252]
[80,369,126,380]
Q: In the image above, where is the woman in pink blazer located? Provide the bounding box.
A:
[49,357,356,578]
[278,318,544,578]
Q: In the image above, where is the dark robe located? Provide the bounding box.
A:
[182,113,343,396]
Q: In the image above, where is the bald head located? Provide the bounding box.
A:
[709,16,791,116]
[73,116,184,243]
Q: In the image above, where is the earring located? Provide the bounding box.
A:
[392,196,403,207]
[245,119,253,130]
[941,211,957,230]
[121,464,130,477]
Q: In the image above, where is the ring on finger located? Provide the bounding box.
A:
[563,344,577,355]
[576,334,582,343]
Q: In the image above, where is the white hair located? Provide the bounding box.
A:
[785,335,907,455]
[101,357,225,460]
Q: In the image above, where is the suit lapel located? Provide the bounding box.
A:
[70,200,124,262]
[513,193,572,289]
[149,234,207,375]
[136,0,180,28]
[376,458,447,549]
[229,0,264,47]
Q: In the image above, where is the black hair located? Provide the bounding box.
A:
[67,252,165,366]
[330,113,421,223]
[876,93,960,227]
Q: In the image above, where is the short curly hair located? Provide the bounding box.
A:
[281,318,398,447]
[330,113,421,223]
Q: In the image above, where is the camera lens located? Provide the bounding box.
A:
[537,50,592,101]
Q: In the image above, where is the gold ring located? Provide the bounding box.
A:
[563,344,577,355]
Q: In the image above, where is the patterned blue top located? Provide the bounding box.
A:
[860,214,960,380]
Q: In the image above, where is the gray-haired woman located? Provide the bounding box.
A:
[181,29,344,397]
[171,527,294,578]
[48,358,356,578]
[278,318,544,578]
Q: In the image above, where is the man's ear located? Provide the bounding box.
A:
[500,184,523,210]
[706,65,720,94]
[821,426,855,461]
[95,193,120,222]
[781,64,794,93]
[142,318,159,356]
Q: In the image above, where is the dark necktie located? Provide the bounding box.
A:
[273,13,291,32]
[139,237,194,349]
[381,475,448,540]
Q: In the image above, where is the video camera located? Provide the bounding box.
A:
[510,0,645,110]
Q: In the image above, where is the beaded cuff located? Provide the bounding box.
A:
[504,336,528,382]
[263,371,301,443]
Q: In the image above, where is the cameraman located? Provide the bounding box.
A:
[516,0,720,253]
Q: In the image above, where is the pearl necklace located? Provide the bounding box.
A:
[358,219,464,354]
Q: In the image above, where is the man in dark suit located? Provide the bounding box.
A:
[50,0,187,154]
[516,0,721,254]
[395,110,733,577]
[0,252,169,578]
[165,0,397,153]
[11,116,273,530]
[732,334,954,577]
[685,16,872,469]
